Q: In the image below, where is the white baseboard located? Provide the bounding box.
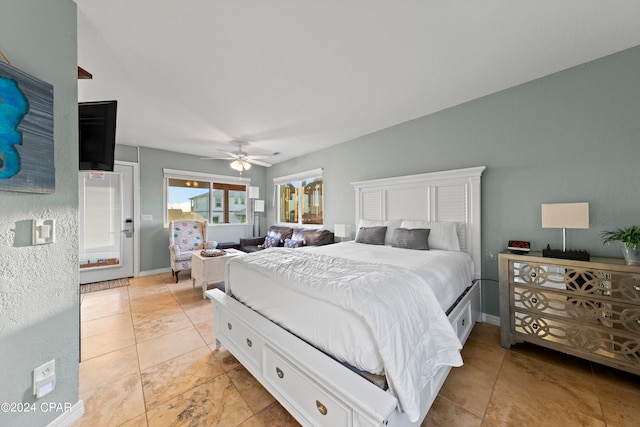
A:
[47,400,84,427]
[481,313,500,326]
[138,267,172,277]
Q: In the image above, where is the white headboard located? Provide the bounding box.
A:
[352,166,486,279]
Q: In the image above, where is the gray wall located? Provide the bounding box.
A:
[266,46,640,317]
[116,146,267,273]
[0,1,79,426]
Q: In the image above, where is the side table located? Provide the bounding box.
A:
[192,249,244,298]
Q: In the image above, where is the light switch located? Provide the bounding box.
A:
[32,219,55,245]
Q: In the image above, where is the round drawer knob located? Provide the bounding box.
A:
[634,284,640,292]
[276,367,284,379]
[316,400,328,416]
[227,322,232,330]
[531,297,538,304]
[246,338,252,347]
[532,323,539,330]
[531,272,537,278]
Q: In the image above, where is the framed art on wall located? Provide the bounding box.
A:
[0,60,54,193]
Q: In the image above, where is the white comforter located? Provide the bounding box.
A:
[227,248,463,422]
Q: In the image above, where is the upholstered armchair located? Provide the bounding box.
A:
[169,220,216,282]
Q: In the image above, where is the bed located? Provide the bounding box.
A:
[206,166,486,426]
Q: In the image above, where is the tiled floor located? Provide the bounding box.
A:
[76,273,640,426]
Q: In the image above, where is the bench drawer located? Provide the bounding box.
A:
[264,345,352,426]
[219,309,262,369]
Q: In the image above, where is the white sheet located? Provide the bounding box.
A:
[304,241,474,310]
[225,246,467,422]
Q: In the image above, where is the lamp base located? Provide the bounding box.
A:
[542,246,590,261]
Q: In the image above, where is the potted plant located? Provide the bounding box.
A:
[601,225,640,265]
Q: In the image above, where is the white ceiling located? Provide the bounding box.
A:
[77,1,640,165]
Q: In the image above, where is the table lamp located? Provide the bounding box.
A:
[541,202,590,260]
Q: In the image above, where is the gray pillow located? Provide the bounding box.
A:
[392,228,430,250]
[355,226,387,245]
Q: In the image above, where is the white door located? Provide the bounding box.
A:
[79,162,135,284]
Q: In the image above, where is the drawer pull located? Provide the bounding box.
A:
[276,367,284,379]
[634,284,640,292]
[227,322,232,330]
[316,400,328,416]
[246,338,252,347]
[461,318,466,326]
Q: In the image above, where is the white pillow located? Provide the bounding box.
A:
[400,220,461,251]
[356,219,402,245]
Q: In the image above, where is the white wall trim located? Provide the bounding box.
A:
[139,267,172,277]
[115,160,140,278]
[481,313,500,326]
[273,167,323,184]
[46,400,84,427]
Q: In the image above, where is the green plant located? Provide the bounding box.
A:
[600,226,640,251]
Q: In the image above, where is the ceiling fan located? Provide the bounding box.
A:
[201,141,280,171]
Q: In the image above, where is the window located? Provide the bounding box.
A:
[274,168,324,225]
[163,169,251,226]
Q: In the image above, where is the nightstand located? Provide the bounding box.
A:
[499,251,640,375]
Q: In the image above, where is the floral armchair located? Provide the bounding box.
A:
[169,220,216,283]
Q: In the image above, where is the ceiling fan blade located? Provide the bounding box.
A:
[200,156,233,160]
[247,158,272,167]
[217,149,241,158]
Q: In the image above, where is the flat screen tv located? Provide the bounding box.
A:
[79,100,117,171]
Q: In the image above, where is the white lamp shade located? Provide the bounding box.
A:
[248,186,260,199]
[541,202,589,229]
[254,199,265,213]
[334,224,351,238]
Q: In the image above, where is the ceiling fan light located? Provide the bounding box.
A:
[230,160,243,171]
[243,161,251,170]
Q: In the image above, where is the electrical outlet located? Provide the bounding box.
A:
[33,359,56,397]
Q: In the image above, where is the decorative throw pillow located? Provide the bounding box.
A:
[355,226,387,245]
[400,220,461,251]
[263,236,281,248]
[392,228,430,250]
[284,238,305,248]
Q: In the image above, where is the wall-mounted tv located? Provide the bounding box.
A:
[79,100,117,171]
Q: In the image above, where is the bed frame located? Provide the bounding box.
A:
[206,166,486,426]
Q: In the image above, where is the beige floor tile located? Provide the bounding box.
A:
[76,373,145,427]
[81,311,132,339]
[79,344,139,394]
[228,365,275,413]
[141,346,225,410]
[136,326,206,370]
[214,346,242,372]
[592,365,640,427]
[253,401,300,427]
[81,292,130,322]
[133,310,194,343]
[118,413,148,427]
[128,283,171,301]
[146,375,253,427]
[195,318,216,345]
[438,361,497,418]
[79,274,639,427]
[423,395,482,427]
[130,299,184,325]
[483,351,605,426]
[184,302,214,325]
[81,323,136,361]
[467,322,502,347]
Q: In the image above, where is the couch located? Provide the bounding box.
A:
[240,225,334,253]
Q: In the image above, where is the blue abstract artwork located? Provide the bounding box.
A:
[0,61,54,193]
